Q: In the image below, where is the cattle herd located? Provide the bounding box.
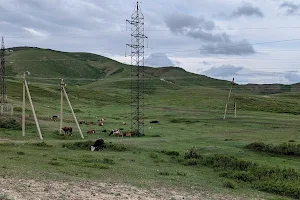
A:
[55,117,155,152]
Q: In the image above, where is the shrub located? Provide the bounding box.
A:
[149,152,158,159]
[151,134,161,137]
[17,151,25,155]
[0,118,21,130]
[48,161,63,166]
[223,180,237,189]
[176,171,187,176]
[158,171,171,176]
[246,142,300,156]
[184,146,202,159]
[161,150,180,156]
[105,142,128,152]
[31,142,53,148]
[62,141,93,150]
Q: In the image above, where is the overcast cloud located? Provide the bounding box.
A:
[280,2,300,15]
[218,3,264,19]
[165,13,256,55]
[1,0,300,84]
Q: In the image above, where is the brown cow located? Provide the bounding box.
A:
[61,127,72,136]
[87,130,96,134]
[125,132,132,137]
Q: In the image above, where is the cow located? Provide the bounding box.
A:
[125,132,132,137]
[109,129,123,137]
[61,127,72,136]
[90,138,105,151]
[98,122,104,126]
[122,122,126,125]
[87,130,96,134]
[150,120,159,124]
[51,115,59,121]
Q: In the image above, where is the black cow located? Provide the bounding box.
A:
[90,138,105,151]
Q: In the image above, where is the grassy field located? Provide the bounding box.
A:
[1,47,300,199]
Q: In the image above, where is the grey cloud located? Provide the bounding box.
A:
[202,61,210,65]
[202,65,244,77]
[284,71,300,82]
[201,39,255,55]
[202,65,300,84]
[216,3,264,19]
[165,13,255,55]
[145,53,175,67]
[231,4,264,18]
[280,2,300,15]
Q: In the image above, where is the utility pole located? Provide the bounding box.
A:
[223,77,236,119]
[126,1,148,136]
[60,79,64,134]
[0,37,6,104]
[22,71,43,140]
[60,79,84,139]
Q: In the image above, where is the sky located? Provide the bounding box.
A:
[1,0,300,84]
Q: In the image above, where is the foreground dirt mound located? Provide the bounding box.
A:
[0,177,252,200]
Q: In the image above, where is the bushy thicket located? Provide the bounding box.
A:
[183,147,300,199]
[62,141,128,152]
[246,142,300,156]
[0,118,21,130]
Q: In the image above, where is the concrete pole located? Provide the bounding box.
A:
[223,85,233,120]
[234,101,237,118]
[24,79,43,141]
[62,87,84,139]
[60,79,64,133]
[22,73,26,137]
[223,78,235,120]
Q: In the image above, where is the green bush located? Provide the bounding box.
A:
[184,146,202,159]
[161,150,180,156]
[0,118,21,130]
[223,180,237,189]
[246,142,300,156]
[62,141,93,150]
[182,151,300,199]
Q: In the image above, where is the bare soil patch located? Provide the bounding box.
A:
[0,177,254,200]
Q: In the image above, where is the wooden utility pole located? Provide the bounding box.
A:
[22,72,26,136]
[223,77,236,119]
[60,79,64,133]
[22,72,43,140]
[60,79,84,139]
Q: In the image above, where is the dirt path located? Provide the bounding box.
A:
[0,177,254,200]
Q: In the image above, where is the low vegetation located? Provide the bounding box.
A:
[182,147,300,199]
[246,142,300,156]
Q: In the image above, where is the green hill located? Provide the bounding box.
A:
[4,46,300,115]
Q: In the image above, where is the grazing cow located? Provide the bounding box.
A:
[61,127,72,136]
[125,132,132,137]
[109,129,123,137]
[102,129,107,133]
[98,122,104,126]
[87,130,96,134]
[97,118,106,123]
[51,115,59,121]
[122,122,126,125]
[150,120,159,124]
[90,138,105,151]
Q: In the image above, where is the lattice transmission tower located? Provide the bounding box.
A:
[0,37,6,103]
[126,1,148,136]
